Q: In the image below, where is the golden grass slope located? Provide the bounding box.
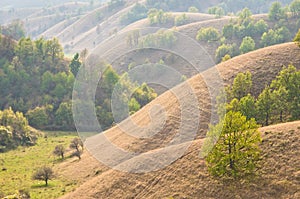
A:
[58,42,300,198]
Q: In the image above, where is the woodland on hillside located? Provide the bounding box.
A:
[0,0,300,198]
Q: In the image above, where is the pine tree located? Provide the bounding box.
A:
[203,111,261,178]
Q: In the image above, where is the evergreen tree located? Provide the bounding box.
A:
[204,111,261,178]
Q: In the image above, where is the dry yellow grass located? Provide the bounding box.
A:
[57,42,300,198]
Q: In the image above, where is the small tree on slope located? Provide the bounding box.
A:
[204,111,261,178]
[32,166,54,186]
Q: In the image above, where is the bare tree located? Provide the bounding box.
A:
[53,145,65,159]
[32,166,54,186]
[72,150,82,160]
[70,137,83,153]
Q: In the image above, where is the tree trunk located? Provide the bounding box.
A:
[265,112,269,126]
[45,179,48,186]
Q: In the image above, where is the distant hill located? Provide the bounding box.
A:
[0,0,101,8]
[58,42,300,198]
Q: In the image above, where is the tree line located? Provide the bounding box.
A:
[197,1,299,63]
[0,35,157,132]
[203,63,300,178]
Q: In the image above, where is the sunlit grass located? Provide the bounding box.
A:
[0,131,78,199]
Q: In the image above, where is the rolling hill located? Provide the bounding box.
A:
[57,42,300,198]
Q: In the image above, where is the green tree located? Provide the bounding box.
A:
[230,71,252,100]
[0,126,12,152]
[26,106,51,129]
[175,13,188,26]
[132,83,157,107]
[120,3,148,25]
[256,86,273,126]
[1,19,25,40]
[294,28,300,47]
[271,86,288,122]
[290,0,300,16]
[69,53,81,76]
[269,2,286,21]
[238,8,252,25]
[239,36,255,54]
[222,54,231,62]
[204,111,261,178]
[147,8,171,25]
[254,19,268,36]
[32,166,54,186]
[208,6,225,18]
[271,65,300,119]
[188,6,199,13]
[45,38,64,67]
[260,29,279,47]
[139,30,177,48]
[0,107,36,147]
[196,27,220,42]
[215,44,235,63]
[222,24,235,39]
[276,26,291,43]
[128,98,141,114]
[55,101,74,130]
[239,94,256,120]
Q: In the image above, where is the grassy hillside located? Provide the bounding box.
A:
[0,132,78,199]
[58,42,300,198]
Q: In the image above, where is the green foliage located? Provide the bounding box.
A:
[0,108,38,151]
[69,53,81,77]
[139,30,177,48]
[204,111,261,178]
[221,54,231,62]
[294,28,300,47]
[254,19,269,36]
[238,8,252,24]
[256,86,273,126]
[269,2,286,21]
[222,23,235,39]
[55,102,74,130]
[215,44,236,63]
[239,36,256,54]
[128,98,141,114]
[188,6,199,13]
[270,65,300,120]
[0,126,12,152]
[95,65,157,130]
[196,27,220,42]
[228,71,252,100]
[126,30,140,47]
[0,131,77,198]
[239,94,256,120]
[120,3,148,25]
[221,65,300,127]
[0,20,25,40]
[26,105,53,129]
[132,83,157,107]
[174,13,189,26]
[290,0,300,16]
[260,27,291,47]
[208,6,225,18]
[147,8,172,25]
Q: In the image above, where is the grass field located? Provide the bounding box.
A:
[0,131,78,199]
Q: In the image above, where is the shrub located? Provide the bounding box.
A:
[196,27,220,42]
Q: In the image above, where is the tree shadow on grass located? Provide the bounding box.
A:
[31,183,55,189]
